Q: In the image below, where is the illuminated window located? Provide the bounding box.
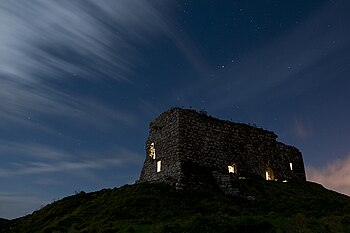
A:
[265,168,274,181]
[149,143,156,159]
[228,163,237,174]
[157,161,161,172]
[289,162,293,171]
[265,171,269,180]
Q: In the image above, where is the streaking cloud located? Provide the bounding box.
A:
[0,1,169,219]
[0,1,168,130]
[0,0,166,81]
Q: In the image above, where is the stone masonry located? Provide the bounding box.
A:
[139,108,306,194]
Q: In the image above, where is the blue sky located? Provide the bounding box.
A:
[1,0,350,219]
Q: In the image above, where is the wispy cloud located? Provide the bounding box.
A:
[0,151,140,178]
[0,1,166,82]
[0,160,119,177]
[0,140,71,160]
[0,1,169,131]
[0,145,142,177]
[307,154,350,196]
[0,76,138,134]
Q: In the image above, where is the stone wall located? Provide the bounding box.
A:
[139,109,183,184]
[139,108,306,193]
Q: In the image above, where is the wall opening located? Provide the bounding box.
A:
[289,162,293,171]
[149,142,156,159]
[228,163,237,174]
[157,160,161,172]
[265,168,274,181]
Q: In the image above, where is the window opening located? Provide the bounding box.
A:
[265,168,274,181]
[228,163,237,174]
[149,142,156,159]
[157,161,161,172]
[289,162,293,171]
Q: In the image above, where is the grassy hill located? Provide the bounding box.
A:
[4,179,350,233]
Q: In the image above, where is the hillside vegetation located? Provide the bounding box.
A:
[5,179,350,233]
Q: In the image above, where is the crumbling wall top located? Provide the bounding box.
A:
[152,107,278,140]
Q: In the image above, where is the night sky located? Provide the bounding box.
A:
[1,0,350,219]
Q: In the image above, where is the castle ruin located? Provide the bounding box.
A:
[139,108,306,194]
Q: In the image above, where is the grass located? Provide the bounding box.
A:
[6,179,350,233]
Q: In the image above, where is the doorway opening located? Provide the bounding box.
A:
[265,168,274,181]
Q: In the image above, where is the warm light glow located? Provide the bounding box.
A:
[228,166,235,173]
[157,160,161,172]
[228,163,237,174]
[149,142,156,159]
[265,168,274,181]
[283,180,288,183]
[289,162,293,170]
[265,171,269,180]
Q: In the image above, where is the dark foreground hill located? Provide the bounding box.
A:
[3,179,350,233]
[0,219,10,233]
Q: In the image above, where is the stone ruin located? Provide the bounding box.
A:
[138,108,306,194]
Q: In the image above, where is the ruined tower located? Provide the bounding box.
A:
[139,108,306,194]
